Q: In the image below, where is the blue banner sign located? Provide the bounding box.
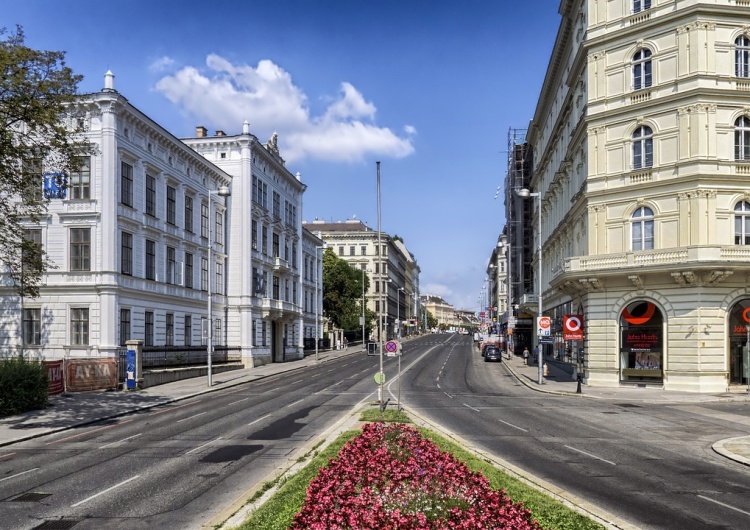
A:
[43,172,67,199]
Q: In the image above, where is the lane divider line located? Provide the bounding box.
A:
[498,419,528,432]
[177,412,207,423]
[185,437,222,455]
[697,495,750,516]
[45,420,134,445]
[463,404,481,412]
[0,468,39,483]
[563,445,616,466]
[248,414,271,426]
[99,433,143,449]
[71,475,140,507]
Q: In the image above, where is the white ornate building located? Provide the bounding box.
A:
[510,0,750,392]
[0,72,314,369]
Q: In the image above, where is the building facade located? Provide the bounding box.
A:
[507,0,750,392]
[0,72,317,371]
[305,219,420,340]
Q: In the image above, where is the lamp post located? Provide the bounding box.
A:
[396,287,404,338]
[376,161,385,405]
[315,243,328,361]
[500,240,512,358]
[207,185,231,387]
[516,187,543,385]
[361,267,371,348]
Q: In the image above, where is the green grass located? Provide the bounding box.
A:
[231,413,605,530]
[234,430,360,530]
[359,406,412,423]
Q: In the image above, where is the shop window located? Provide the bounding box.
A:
[620,301,663,382]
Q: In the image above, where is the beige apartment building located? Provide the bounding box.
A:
[505,0,750,392]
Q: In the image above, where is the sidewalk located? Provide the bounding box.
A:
[2,344,750,467]
[0,346,361,448]
[500,351,750,465]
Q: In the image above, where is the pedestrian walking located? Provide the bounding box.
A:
[523,347,529,365]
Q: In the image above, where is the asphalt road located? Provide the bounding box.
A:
[401,334,750,530]
[0,352,387,529]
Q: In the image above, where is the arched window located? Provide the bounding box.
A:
[736,116,750,161]
[734,201,750,245]
[633,0,651,14]
[632,125,653,169]
[736,35,750,78]
[633,49,652,90]
[632,206,654,251]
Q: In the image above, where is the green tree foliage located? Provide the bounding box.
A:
[426,310,438,330]
[1,26,90,298]
[322,249,375,333]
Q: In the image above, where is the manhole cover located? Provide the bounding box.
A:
[31,520,79,530]
[11,492,52,502]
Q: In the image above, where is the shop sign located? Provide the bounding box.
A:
[621,328,661,353]
[563,314,584,340]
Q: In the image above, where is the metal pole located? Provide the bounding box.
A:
[746,325,750,394]
[207,195,213,387]
[362,268,366,348]
[315,254,319,361]
[377,161,384,404]
[536,193,543,385]
[396,288,401,339]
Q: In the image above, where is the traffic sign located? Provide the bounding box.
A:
[385,340,399,357]
[537,316,551,337]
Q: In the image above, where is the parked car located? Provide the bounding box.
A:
[483,346,502,362]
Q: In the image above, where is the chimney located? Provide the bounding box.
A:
[195,126,207,138]
[215,130,226,137]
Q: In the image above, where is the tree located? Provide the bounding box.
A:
[426,310,438,330]
[1,26,90,298]
[322,249,374,335]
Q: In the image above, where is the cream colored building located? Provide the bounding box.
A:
[513,0,750,392]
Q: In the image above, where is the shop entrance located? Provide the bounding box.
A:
[619,300,664,383]
[728,300,750,385]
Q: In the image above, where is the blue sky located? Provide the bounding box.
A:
[5,1,561,312]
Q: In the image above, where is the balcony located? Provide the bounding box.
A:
[273,257,290,273]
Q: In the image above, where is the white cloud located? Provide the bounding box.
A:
[154,54,414,163]
[404,124,417,135]
[149,56,175,72]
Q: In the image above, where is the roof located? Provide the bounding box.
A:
[303,219,375,233]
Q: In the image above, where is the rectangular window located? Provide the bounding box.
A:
[184,196,194,232]
[121,231,133,275]
[285,278,290,301]
[273,191,281,219]
[167,185,176,225]
[262,321,267,346]
[120,308,130,346]
[144,311,154,346]
[70,228,91,271]
[252,319,258,346]
[273,232,280,257]
[214,319,222,345]
[262,225,268,255]
[338,246,344,256]
[216,262,223,295]
[361,246,367,256]
[284,242,290,262]
[292,282,297,304]
[252,220,258,250]
[185,253,194,289]
[22,228,42,274]
[184,315,192,346]
[70,156,91,200]
[166,313,174,346]
[201,202,209,239]
[23,308,41,346]
[146,175,156,216]
[273,275,280,300]
[292,244,297,269]
[24,158,43,202]
[201,257,208,291]
[71,307,89,345]
[215,211,223,243]
[349,246,355,256]
[145,239,156,280]
[167,246,176,284]
[121,162,133,206]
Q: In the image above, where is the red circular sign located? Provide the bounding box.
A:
[385,341,397,353]
[564,316,582,332]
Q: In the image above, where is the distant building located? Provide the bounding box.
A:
[305,219,420,340]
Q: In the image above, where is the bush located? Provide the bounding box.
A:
[0,357,49,417]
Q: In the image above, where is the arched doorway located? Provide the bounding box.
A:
[728,300,750,385]
[619,300,664,383]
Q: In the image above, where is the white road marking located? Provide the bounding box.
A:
[177,412,206,423]
[0,468,39,483]
[0,453,16,460]
[232,397,250,405]
[444,392,454,399]
[286,398,304,408]
[99,433,143,449]
[498,419,528,432]
[563,445,616,466]
[697,495,750,516]
[71,475,140,507]
[185,437,222,455]
[463,404,481,412]
[46,420,134,445]
[291,379,304,385]
[248,414,271,426]
[437,383,441,389]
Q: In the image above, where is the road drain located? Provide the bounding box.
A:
[31,520,80,530]
[11,492,52,502]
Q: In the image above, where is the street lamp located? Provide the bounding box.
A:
[207,185,231,387]
[396,287,404,338]
[361,267,371,349]
[315,242,328,361]
[516,187,543,385]
[376,161,385,405]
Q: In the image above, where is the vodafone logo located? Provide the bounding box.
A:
[563,314,585,340]
[564,316,582,332]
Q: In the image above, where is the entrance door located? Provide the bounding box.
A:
[728,300,750,385]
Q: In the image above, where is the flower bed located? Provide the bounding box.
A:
[291,422,541,529]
